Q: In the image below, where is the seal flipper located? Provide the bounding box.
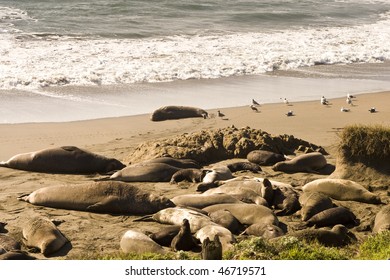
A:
[86,196,119,213]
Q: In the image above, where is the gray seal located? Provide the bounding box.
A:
[299,192,334,222]
[142,157,200,169]
[261,181,301,216]
[0,250,37,260]
[0,146,125,174]
[150,105,208,121]
[226,161,262,173]
[120,230,167,255]
[305,206,358,228]
[209,209,241,234]
[0,234,21,254]
[18,181,175,215]
[148,225,181,247]
[197,166,233,192]
[372,204,390,234]
[110,162,181,182]
[23,216,69,257]
[272,152,327,173]
[302,178,382,204]
[247,150,285,165]
[195,224,235,253]
[171,193,243,209]
[170,168,205,184]
[241,223,284,239]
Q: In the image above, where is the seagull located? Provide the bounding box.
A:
[217,110,225,118]
[250,105,259,112]
[280,98,289,105]
[369,107,376,113]
[340,107,350,112]
[321,96,329,105]
[252,99,260,106]
[286,110,293,116]
[347,93,355,99]
[346,96,353,105]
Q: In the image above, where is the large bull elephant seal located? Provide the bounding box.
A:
[302,178,382,204]
[151,105,208,121]
[18,181,175,215]
[23,216,69,257]
[372,204,390,234]
[120,230,167,255]
[110,163,180,182]
[0,146,125,174]
[272,152,327,173]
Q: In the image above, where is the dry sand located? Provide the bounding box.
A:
[0,91,389,259]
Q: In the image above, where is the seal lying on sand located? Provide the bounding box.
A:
[272,152,327,173]
[0,146,125,174]
[110,162,181,182]
[241,224,284,239]
[170,168,205,184]
[204,185,268,206]
[197,166,233,192]
[305,206,358,227]
[247,150,285,166]
[261,181,301,216]
[0,234,21,254]
[299,192,334,222]
[120,230,167,255]
[302,178,382,204]
[372,204,390,234]
[226,162,261,173]
[23,216,69,257]
[18,181,175,215]
[171,193,243,209]
[142,157,200,169]
[148,225,181,247]
[150,105,208,121]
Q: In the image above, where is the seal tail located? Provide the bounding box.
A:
[133,215,153,222]
[0,161,9,168]
[17,193,30,201]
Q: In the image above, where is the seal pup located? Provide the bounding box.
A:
[195,224,235,252]
[149,225,181,247]
[372,204,390,234]
[23,216,69,257]
[135,207,215,233]
[302,178,382,204]
[203,203,279,227]
[170,168,205,184]
[277,224,354,247]
[171,219,198,251]
[272,152,327,173]
[246,150,285,166]
[120,230,167,255]
[150,105,208,121]
[18,181,175,215]
[110,162,181,182]
[197,166,233,192]
[0,146,125,174]
[305,206,358,228]
[226,161,261,173]
[241,223,284,239]
[299,192,333,222]
[171,193,243,209]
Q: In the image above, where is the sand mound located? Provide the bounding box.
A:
[126,126,327,164]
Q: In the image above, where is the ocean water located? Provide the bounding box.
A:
[1,0,390,123]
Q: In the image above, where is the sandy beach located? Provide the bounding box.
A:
[0,90,389,259]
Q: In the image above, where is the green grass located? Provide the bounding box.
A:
[338,124,390,165]
[357,231,390,260]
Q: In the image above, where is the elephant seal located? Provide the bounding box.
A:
[120,230,167,255]
[151,105,208,121]
[203,204,279,226]
[171,219,198,251]
[149,225,181,247]
[261,182,301,216]
[201,235,222,260]
[226,162,261,173]
[305,206,358,227]
[110,162,181,182]
[195,224,235,252]
[0,221,6,233]
[277,224,354,247]
[136,207,215,233]
[0,146,125,174]
[197,166,234,192]
[0,250,37,260]
[204,186,268,206]
[142,157,200,169]
[241,223,284,239]
[0,234,21,254]
[18,181,175,215]
[302,178,382,204]
[209,209,241,234]
[23,216,69,257]
[372,204,390,234]
[299,192,333,221]
[170,168,205,184]
[171,193,243,209]
[272,152,327,173]
[247,150,285,165]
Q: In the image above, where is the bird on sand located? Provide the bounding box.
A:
[286,110,294,116]
[340,107,350,112]
[252,99,260,106]
[280,97,289,105]
[250,105,259,112]
[369,107,377,113]
[217,110,225,118]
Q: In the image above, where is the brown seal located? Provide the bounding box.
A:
[305,206,358,228]
[372,204,390,234]
[0,250,37,260]
[171,193,243,209]
[0,234,21,254]
[18,181,175,215]
[142,157,201,169]
[170,168,205,184]
[171,219,198,251]
[272,152,327,173]
[150,105,208,121]
[23,216,69,257]
[0,146,125,174]
[209,209,241,234]
[247,150,285,165]
[226,162,262,173]
[120,230,167,255]
[241,223,284,239]
[148,225,181,247]
[299,192,334,222]
[195,224,235,252]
